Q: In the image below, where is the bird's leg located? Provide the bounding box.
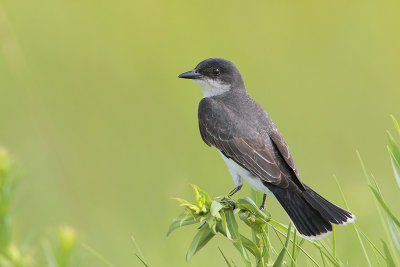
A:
[221,185,243,208]
[259,193,267,210]
[221,184,243,201]
[228,184,243,197]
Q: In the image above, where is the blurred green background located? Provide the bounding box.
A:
[1,0,400,265]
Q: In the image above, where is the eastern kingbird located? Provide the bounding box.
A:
[178,58,355,239]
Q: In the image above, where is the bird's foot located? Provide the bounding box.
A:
[220,197,236,209]
[259,193,267,210]
[226,200,236,209]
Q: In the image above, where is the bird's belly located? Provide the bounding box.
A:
[219,152,274,197]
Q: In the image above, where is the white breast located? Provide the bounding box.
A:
[219,152,274,197]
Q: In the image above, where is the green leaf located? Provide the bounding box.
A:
[381,239,396,267]
[225,209,240,241]
[241,235,262,259]
[171,197,190,205]
[391,115,400,138]
[167,214,200,236]
[224,209,252,266]
[171,198,201,213]
[236,197,270,221]
[249,187,264,207]
[387,132,400,163]
[192,184,212,207]
[388,147,400,190]
[210,201,224,219]
[219,210,231,239]
[186,225,215,261]
[273,224,292,267]
[369,186,400,228]
[387,214,400,255]
[231,241,252,267]
[206,216,218,234]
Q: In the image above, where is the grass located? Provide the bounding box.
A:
[0,148,98,266]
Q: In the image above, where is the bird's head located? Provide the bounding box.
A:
[178,58,245,97]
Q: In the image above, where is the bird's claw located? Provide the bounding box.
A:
[220,197,236,209]
[227,200,236,209]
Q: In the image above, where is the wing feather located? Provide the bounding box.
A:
[198,98,301,189]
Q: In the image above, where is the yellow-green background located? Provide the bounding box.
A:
[1,0,400,266]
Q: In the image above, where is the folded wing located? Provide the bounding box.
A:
[198,98,303,191]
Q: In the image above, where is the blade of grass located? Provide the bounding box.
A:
[318,245,327,267]
[41,241,58,267]
[334,173,371,267]
[263,228,278,256]
[271,225,299,265]
[387,214,400,255]
[367,172,399,264]
[332,225,336,259]
[382,239,396,267]
[291,228,297,267]
[370,167,400,264]
[388,147,400,190]
[82,243,116,267]
[262,225,271,263]
[313,240,341,267]
[267,222,320,266]
[391,115,400,137]
[316,240,342,266]
[295,239,305,258]
[131,236,149,267]
[353,224,385,259]
[272,224,292,267]
[369,186,400,228]
[387,132,400,165]
[135,255,149,267]
[218,247,232,267]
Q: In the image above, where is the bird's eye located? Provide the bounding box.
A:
[212,68,220,75]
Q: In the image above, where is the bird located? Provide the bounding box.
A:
[178,58,355,239]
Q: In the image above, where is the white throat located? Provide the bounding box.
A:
[195,79,231,98]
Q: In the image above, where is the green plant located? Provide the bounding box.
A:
[364,115,400,265]
[0,148,81,267]
[0,148,33,266]
[168,185,344,266]
[342,116,400,267]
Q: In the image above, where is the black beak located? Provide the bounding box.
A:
[178,69,202,79]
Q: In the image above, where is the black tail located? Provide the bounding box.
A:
[268,185,355,239]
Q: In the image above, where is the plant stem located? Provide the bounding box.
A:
[255,231,264,267]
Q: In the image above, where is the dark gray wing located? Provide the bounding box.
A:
[269,126,300,178]
[198,98,303,190]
